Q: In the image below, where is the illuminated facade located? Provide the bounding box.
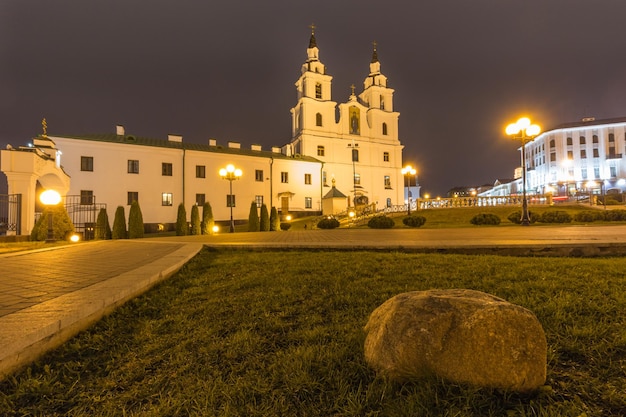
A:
[1,30,408,231]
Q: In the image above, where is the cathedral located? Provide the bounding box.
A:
[1,29,407,235]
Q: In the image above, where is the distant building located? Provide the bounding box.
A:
[480,117,626,199]
[1,29,410,234]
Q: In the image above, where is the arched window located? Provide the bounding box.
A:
[316,113,322,126]
[386,198,392,207]
[580,136,586,145]
[549,139,555,149]
[315,83,322,99]
[593,135,599,144]
[382,122,388,135]
[380,95,385,110]
[566,137,573,146]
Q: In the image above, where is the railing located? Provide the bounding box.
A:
[0,194,21,236]
[384,195,551,214]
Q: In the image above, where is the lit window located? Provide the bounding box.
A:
[162,193,173,206]
[128,160,139,174]
[384,176,391,189]
[81,156,93,172]
[354,173,361,185]
[255,195,263,208]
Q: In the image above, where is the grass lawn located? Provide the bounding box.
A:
[1,248,625,416]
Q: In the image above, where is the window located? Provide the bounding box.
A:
[127,192,138,205]
[322,171,327,185]
[304,173,311,185]
[196,194,205,206]
[550,152,556,162]
[226,194,236,207]
[315,83,322,99]
[593,135,599,144]
[386,198,392,207]
[80,156,93,172]
[196,165,206,178]
[581,168,588,180]
[281,172,288,183]
[80,190,93,205]
[382,123,388,135]
[352,149,359,162]
[609,133,615,142]
[317,146,325,157]
[567,151,573,160]
[593,148,599,158]
[384,175,391,189]
[611,166,617,177]
[162,163,173,176]
[255,169,264,182]
[581,149,587,159]
[354,173,361,185]
[380,95,385,110]
[305,197,312,209]
[549,140,555,149]
[162,193,173,206]
[580,136,586,145]
[316,113,322,126]
[383,152,389,162]
[566,137,573,146]
[255,195,263,208]
[128,160,139,174]
[594,167,600,178]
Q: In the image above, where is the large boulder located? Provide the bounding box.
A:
[364,289,547,392]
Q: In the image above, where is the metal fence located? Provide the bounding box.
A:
[63,195,107,241]
[0,194,21,236]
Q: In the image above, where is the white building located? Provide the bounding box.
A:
[480,117,626,199]
[1,29,409,234]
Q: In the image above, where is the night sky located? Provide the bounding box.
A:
[3,0,626,196]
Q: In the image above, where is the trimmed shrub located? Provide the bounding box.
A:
[176,203,188,236]
[280,222,291,231]
[201,202,214,235]
[470,213,501,225]
[270,207,280,231]
[112,206,127,239]
[128,200,144,239]
[248,202,260,232]
[605,209,626,221]
[95,208,111,240]
[259,204,270,231]
[402,215,427,228]
[538,210,572,223]
[574,210,606,223]
[190,204,201,235]
[317,217,340,229]
[31,205,75,241]
[507,210,536,224]
[368,215,395,229]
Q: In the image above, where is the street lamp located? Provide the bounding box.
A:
[219,164,242,233]
[40,189,61,242]
[401,165,416,215]
[506,117,541,226]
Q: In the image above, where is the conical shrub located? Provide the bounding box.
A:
[128,200,144,238]
[112,206,127,239]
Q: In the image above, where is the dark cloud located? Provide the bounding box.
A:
[3,0,626,195]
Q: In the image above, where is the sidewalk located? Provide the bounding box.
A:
[0,240,203,380]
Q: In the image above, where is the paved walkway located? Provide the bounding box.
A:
[3,224,626,380]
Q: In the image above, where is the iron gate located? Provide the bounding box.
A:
[0,194,21,236]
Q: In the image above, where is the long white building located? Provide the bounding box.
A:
[480,116,626,199]
[1,29,408,235]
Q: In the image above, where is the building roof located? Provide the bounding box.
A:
[323,185,348,199]
[550,116,626,131]
[47,133,321,163]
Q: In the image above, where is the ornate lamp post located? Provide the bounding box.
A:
[506,117,541,226]
[219,164,242,233]
[401,165,416,215]
[40,189,61,242]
